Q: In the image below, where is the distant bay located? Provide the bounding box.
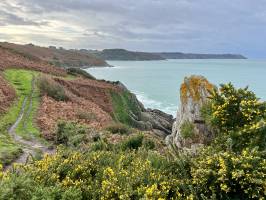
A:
[86,59,266,116]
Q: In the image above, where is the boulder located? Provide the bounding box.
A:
[168,75,215,150]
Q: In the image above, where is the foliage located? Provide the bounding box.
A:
[0,149,187,200]
[206,83,266,151]
[209,83,266,132]
[1,82,266,199]
[105,123,132,135]
[110,90,142,126]
[55,121,88,147]
[66,68,96,80]
[191,147,266,199]
[180,120,195,139]
[121,133,144,150]
[38,75,68,101]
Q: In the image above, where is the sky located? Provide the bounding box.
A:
[0,0,266,58]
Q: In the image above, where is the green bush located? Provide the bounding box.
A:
[67,68,96,80]
[38,75,68,101]
[0,149,185,199]
[121,133,144,150]
[210,83,266,132]
[180,120,195,139]
[55,121,88,147]
[208,83,266,151]
[105,123,132,135]
[143,138,156,150]
[191,147,266,199]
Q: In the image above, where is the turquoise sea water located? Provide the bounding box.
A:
[86,59,266,116]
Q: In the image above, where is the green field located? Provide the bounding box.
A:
[0,69,43,165]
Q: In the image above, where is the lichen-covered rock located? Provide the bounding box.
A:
[168,75,215,150]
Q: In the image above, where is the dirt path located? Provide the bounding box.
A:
[5,75,54,170]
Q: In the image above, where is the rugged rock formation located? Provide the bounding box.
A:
[115,81,174,137]
[167,75,215,150]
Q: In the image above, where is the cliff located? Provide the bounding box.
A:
[167,75,215,151]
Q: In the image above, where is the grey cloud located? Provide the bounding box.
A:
[1,0,266,57]
[0,10,48,26]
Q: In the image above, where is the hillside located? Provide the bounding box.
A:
[90,48,246,60]
[0,52,173,167]
[90,49,166,60]
[0,42,109,68]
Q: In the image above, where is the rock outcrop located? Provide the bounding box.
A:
[116,82,174,137]
[167,75,215,150]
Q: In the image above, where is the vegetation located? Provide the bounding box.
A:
[38,75,68,101]
[55,121,89,147]
[0,83,265,199]
[66,68,96,80]
[180,120,195,139]
[0,69,42,165]
[110,90,142,126]
[76,111,97,121]
[105,123,132,135]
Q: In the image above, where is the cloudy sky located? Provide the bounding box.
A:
[0,0,265,58]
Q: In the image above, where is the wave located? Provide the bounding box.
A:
[134,91,177,117]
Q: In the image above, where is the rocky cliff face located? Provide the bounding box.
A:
[167,75,215,151]
[114,82,174,137]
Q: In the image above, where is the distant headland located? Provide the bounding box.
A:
[89,48,247,61]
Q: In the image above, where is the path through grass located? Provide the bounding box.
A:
[0,69,43,165]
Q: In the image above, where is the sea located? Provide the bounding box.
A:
[86,59,266,116]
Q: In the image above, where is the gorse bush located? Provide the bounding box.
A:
[209,83,266,132]
[55,121,88,147]
[38,75,68,101]
[207,83,266,151]
[1,83,266,199]
[0,149,188,200]
[191,147,266,199]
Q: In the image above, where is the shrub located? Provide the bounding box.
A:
[121,133,144,150]
[55,121,88,147]
[66,68,96,80]
[209,83,266,132]
[0,149,184,199]
[208,83,266,151]
[105,123,132,135]
[143,138,156,150]
[191,148,266,199]
[38,75,68,101]
[180,120,195,139]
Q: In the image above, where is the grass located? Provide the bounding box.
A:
[4,69,42,139]
[0,69,45,165]
[110,90,142,126]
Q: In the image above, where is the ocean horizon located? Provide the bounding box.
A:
[86,59,266,116]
